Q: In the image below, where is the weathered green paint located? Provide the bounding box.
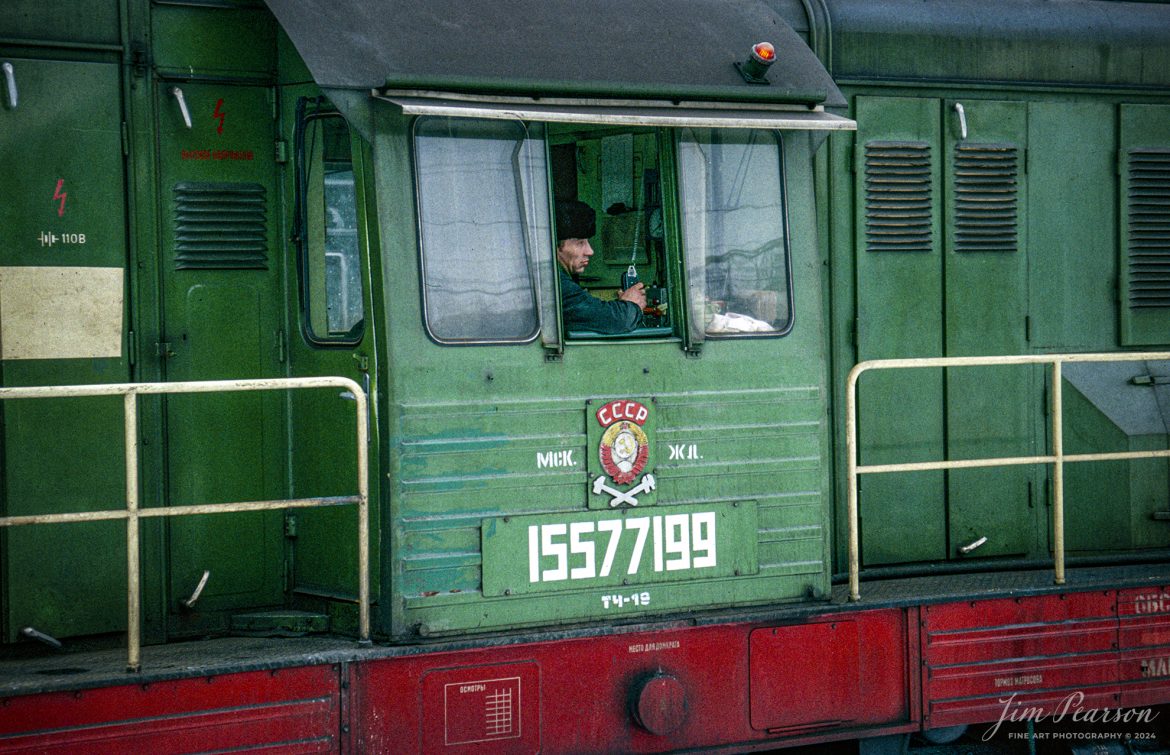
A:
[852,95,946,565]
[1062,364,1170,552]
[6,0,1170,653]
[380,119,832,636]
[229,609,329,635]
[943,98,1035,560]
[0,56,130,641]
[1120,104,1170,347]
[481,502,758,598]
[150,4,275,79]
[1026,101,1117,352]
[0,0,122,47]
[280,84,382,610]
[155,79,285,632]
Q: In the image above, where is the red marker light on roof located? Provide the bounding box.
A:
[736,41,776,84]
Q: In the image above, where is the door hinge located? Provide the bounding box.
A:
[128,330,136,366]
[156,341,175,359]
[277,328,287,363]
[285,513,298,538]
[275,138,288,164]
[121,121,129,157]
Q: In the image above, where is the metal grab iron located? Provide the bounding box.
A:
[958,536,988,555]
[181,570,211,608]
[20,626,62,649]
[2,62,16,108]
[170,86,192,129]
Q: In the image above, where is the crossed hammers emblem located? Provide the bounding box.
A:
[592,474,656,507]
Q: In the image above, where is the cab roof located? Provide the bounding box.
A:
[263,0,847,108]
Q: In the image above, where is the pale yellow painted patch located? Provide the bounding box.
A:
[0,266,124,360]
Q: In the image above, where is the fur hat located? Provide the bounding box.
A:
[555,200,596,241]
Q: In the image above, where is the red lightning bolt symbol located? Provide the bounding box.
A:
[212,98,225,134]
[53,179,67,217]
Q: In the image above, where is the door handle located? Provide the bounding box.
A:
[953,102,968,140]
[181,570,211,608]
[2,62,16,109]
[959,536,987,555]
[21,626,62,649]
[170,86,192,129]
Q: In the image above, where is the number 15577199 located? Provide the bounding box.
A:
[528,512,717,584]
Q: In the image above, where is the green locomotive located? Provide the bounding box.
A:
[1,0,1169,751]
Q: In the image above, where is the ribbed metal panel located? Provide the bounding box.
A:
[953,143,1019,253]
[922,592,1120,728]
[393,388,827,630]
[1127,149,1170,308]
[173,182,268,270]
[864,141,933,253]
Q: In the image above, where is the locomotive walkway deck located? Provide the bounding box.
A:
[3,561,1167,699]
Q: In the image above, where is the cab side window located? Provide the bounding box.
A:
[678,128,792,338]
[296,105,365,343]
[414,117,549,344]
[549,127,672,340]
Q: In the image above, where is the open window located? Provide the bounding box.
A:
[548,126,675,340]
[295,99,366,345]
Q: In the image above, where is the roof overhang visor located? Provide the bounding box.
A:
[262,0,849,109]
[378,93,857,131]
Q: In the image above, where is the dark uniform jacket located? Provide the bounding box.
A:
[559,270,642,335]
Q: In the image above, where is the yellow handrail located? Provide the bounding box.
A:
[846,351,1170,602]
[0,377,370,672]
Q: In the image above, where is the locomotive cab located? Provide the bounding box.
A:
[358,102,853,637]
[265,0,857,638]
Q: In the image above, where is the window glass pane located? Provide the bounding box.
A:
[677,128,791,339]
[300,110,365,342]
[415,117,543,343]
[323,168,363,333]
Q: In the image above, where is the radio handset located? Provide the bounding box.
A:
[621,264,638,291]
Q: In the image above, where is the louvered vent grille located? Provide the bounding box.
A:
[864,141,932,253]
[174,182,268,270]
[1127,149,1170,309]
[954,143,1019,253]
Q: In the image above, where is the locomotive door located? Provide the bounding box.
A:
[155,81,286,632]
[941,99,1033,560]
[854,96,947,566]
[0,57,131,641]
[283,99,378,614]
[854,96,1033,566]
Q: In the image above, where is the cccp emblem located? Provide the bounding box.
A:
[592,399,655,507]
